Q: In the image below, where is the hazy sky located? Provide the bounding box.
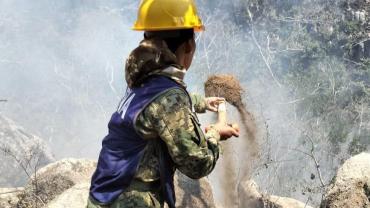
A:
[0,0,252,159]
[0,1,349,206]
[0,0,142,157]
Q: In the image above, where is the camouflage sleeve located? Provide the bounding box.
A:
[190,93,207,114]
[145,89,221,179]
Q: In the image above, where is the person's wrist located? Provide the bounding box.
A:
[205,98,211,110]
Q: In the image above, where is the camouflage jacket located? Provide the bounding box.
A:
[133,74,221,183]
[123,38,221,184]
[87,83,220,208]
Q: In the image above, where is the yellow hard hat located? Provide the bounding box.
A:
[133,0,204,32]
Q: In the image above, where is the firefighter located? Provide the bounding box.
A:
[87,0,239,207]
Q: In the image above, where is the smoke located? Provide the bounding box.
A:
[0,0,314,205]
[0,0,140,158]
[190,0,368,207]
[1,0,369,207]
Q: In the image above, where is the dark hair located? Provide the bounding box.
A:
[144,29,194,53]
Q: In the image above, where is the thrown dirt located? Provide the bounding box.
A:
[204,75,258,153]
[205,75,257,145]
[205,74,260,207]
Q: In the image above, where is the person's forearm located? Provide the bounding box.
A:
[147,89,220,179]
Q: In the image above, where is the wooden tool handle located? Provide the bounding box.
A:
[217,101,227,124]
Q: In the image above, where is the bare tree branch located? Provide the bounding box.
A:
[251,27,283,88]
[0,189,23,195]
[0,142,47,206]
[289,132,326,189]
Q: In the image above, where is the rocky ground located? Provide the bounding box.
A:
[321,153,370,208]
[238,180,314,208]
[0,116,369,208]
[1,153,368,208]
[0,158,217,208]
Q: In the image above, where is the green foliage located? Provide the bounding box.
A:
[342,20,361,34]
[302,39,326,60]
[361,59,370,70]
[244,0,370,155]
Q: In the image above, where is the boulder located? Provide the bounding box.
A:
[0,187,23,208]
[47,183,90,208]
[267,195,312,208]
[174,172,216,208]
[13,158,216,208]
[0,115,54,187]
[321,152,370,208]
[238,180,314,208]
[46,172,217,208]
[237,180,264,208]
[17,158,96,208]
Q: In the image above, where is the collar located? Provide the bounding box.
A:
[156,66,187,88]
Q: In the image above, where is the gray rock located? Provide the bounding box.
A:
[237,180,264,208]
[0,115,54,187]
[267,195,313,208]
[321,152,370,208]
[44,168,217,208]
[15,158,216,208]
[0,187,23,208]
[47,183,90,208]
[17,158,96,208]
[174,172,216,208]
[3,156,319,208]
[238,180,313,208]
[46,173,218,208]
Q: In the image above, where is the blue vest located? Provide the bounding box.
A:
[90,76,187,207]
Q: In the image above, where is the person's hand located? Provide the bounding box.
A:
[205,97,225,112]
[205,123,240,141]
